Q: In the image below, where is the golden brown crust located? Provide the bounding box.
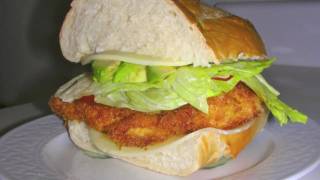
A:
[171,0,267,62]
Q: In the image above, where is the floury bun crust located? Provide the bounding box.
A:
[60,0,266,66]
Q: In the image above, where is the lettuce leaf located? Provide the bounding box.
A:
[94,80,186,112]
[92,60,273,114]
[90,59,308,125]
[242,76,308,125]
[169,67,214,113]
[204,58,275,77]
[92,81,161,95]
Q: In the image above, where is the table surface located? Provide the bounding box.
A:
[0,65,319,179]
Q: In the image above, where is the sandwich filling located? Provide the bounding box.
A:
[49,56,307,148]
[50,83,262,147]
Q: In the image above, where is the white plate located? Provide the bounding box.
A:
[0,115,319,180]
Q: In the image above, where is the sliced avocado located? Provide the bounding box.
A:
[92,60,120,83]
[146,66,176,82]
[113,62,147,83]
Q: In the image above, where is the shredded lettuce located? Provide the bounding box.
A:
[204,58,275,78]
[95,81,186,112]
[90,58,308,125]
[242,76,308,125]
[255,74,280,96]
[170,67,214,113]
[93,81,161,95]
[91,59,273,113]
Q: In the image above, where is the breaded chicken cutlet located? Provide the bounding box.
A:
[49,83,263,147]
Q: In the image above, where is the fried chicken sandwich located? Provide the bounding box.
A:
[49,0,307,176]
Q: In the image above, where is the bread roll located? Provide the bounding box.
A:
[60,0,266,66]
[67,109,268,176]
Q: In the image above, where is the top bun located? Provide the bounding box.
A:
[60,0,266,66]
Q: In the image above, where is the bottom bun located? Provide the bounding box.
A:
[67,108,268,176]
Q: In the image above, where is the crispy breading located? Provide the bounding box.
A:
[49,83,263,147]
